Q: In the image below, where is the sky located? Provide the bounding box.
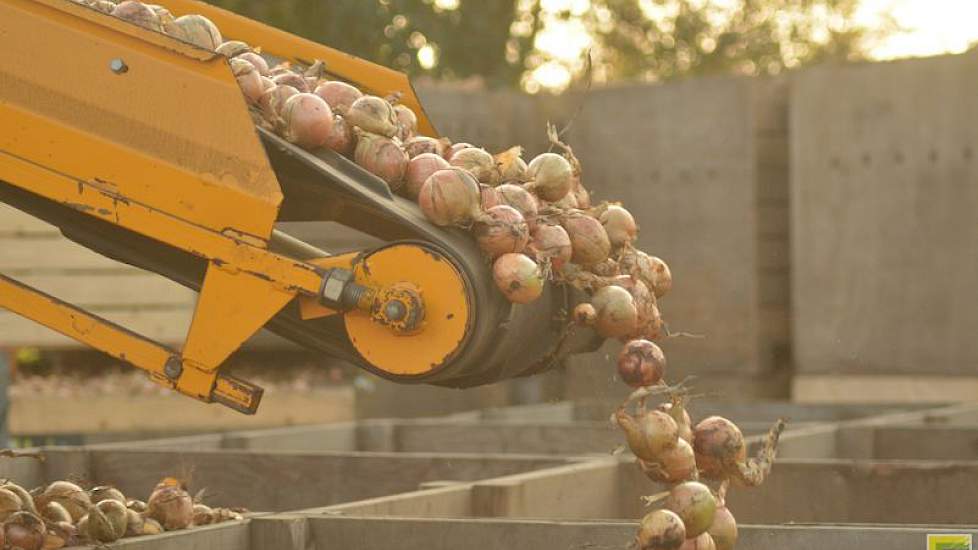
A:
[526,0,978,90]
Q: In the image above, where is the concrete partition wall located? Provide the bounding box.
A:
[791,51,978,400]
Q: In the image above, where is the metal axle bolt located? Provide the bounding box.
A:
[109,58,128,74]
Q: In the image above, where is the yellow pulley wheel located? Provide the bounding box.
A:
[344,243,472,377]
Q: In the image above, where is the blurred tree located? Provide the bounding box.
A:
[210,0,887,90]
[582,0,889,83]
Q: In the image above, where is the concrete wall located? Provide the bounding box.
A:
[790,51,978,378]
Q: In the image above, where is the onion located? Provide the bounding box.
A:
[192,503,215,526]
[147,484,193,531]
[259,85,299,121]
[402,153,449,200]
[572,303,597,326]
[528,224,572,270]
[474,205,529,258]
[621,249,672,298]
[281,93,333,149]
[314,81,363,115]
[324,115,356,156]
[635,509,686,550]
[591,285,638,338]
[3,512,45,550]
[492,253,544,304]
[90,0,117,15]
[215,40,251,58]
[664,482,716,538]
[449,147,497,184]
[617,339,666,388]
[260,76,275,91]
[418,168,482,227]
[126,510,163,536]
[658,401,693,443]
[527,153,573,202]
[0,484,34,515]
[272,72,310,93]
[231,58,264,105]
[148,5,181,37]
[404,136,449,158]
[238,52,270,76]
[45,521,76,549]
[346,96,399,137]
[679,533,717,550]
[496,184,539,230]
[639,438,697,484]
[394,104,418,141]
[615,407,678,462]
[0,489,21,521]
[39,502,70,525]
[174,14,222,50]
[571,175,591,208]
[90,486,126,505]
[591,259,619,277]
[600,205,638,248]
[613,276,661,340]
[692,416,745,481]
[354,131,408,190]
[111,1,161,31]
[561,214,611,266]
[127,499,147,513]
[445,142,474,161]
[708,507,736,550]
[37,481,89,522]
[550,192,579,210]
[494,146,527,183]
[98,500,128,541]
[480,184,501,210]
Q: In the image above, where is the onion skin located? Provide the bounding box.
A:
[449,147,497,184]
[600,205,638,248]
[617,339,666,388]
[147,485,193,531]
[638,438,697,484]
[495,146,527,183]
[192,503,215,526]
[591,285,638,339]
[315,81,363,115]
[658,401,694,444]
[404,136,449,159]
[215,40,250,58]
[230,58,264,105]
[496,184,539,230]
[679,533,717,550]
[418,168,482,227]
[394,104,418,141]
[527,153,573,202]
[664,481,717,538]
[174,14,222,50]
[492,253,544,304]
[272,72,311,93]
[112,1,162,31]
[636,509,686,550]
[615,407,679,462]
[527,224,572,270]
[0,484,33,516]
[571,175,591,208]
[281,93,334,149]
[707,507,737,550]
[346,96,399,137]
[354,131,408,190]
[237,52,270,76]
[0,489,21,521]
[561,215,611,266]
[479,184,502,210]
[444,142,474,161]
[402,153,450,200]
[474,205,529,259]
[324,115,356,156]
